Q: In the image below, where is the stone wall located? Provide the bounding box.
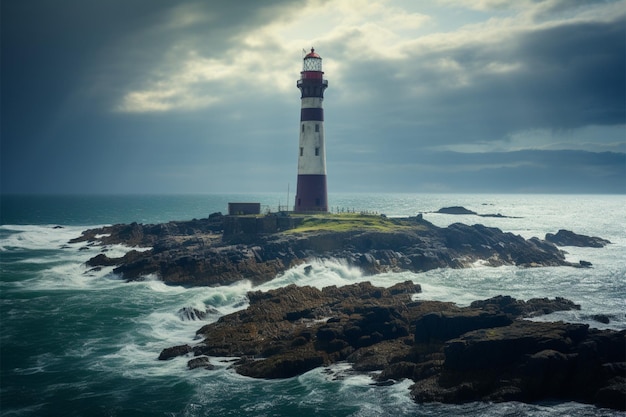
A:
[223,215,303,237]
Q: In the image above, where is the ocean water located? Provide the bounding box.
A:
[1,193,625,417]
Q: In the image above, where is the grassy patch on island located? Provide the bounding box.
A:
[284,213,421,233]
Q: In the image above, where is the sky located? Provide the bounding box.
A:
[1,0,625,194]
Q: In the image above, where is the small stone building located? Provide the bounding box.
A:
[228,203,261,216]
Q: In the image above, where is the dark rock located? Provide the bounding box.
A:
[376,361,417,381]
[388,281,422,295]
[158,344,192,360]
[236,348,326,379]
[86,253,117,267]
[469,295,580,317]
[414,310,512,343]
[591,314,611,324]
[317,325,340,342]
[520,349,574,398]
[86,250,147,269]
[595,377,626,410]
[436,206,477,215]
[177,306,218,321]
[442,321,589,372]
[410,321,625,408]
[435,206,520,218]
[347,339,412,372]
[187,356,214,370]
[545,229,611,248]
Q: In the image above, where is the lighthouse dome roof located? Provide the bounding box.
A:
[305,48,321,59]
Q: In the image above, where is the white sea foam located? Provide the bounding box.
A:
[259,258,365,291]
[0,224,151,256]
[95,341,191,379]
[294,363,420,416]
[19,261,126,292]
[81,279,256,383]
[0,224,85,251]
[12,365,46,375]
[258,258,425,293]
[1,224,153,293]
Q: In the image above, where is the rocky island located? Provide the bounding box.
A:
[73,212,602,287]
[160,282,624,410]
[71,212,623,410]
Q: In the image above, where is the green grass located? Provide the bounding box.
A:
[283,213,420,233]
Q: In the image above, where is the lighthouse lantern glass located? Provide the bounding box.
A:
[303,57,322,72]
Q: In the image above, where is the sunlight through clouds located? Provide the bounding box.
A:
[63,0,626,165]
[115,0,621,114]
[114,0,431,113]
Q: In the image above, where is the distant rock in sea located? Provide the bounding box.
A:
[434,206,521,218]
[545,229,612,248]
[435,206,477,215]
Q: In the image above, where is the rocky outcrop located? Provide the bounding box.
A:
[187,280,424,376]
[435,206,520,218]
[545,229,612,248]
[412,321,625,410]
[187,356,214,370]
[436,206,477,215]
[158,344,192,360]
[73,215,597,287]
[71,213,225,248]
[158,282,625,410]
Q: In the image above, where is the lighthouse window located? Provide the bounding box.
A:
[315,147,319,156]
[315,124,319,132]
[315,198,321,206]
[300,147,303,156]
[301,124,304,132]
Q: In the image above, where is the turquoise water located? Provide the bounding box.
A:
[1,194,625,416]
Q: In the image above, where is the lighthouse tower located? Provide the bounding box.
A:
[295,48,329,212]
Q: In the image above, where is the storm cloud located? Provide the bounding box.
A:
[1,0,624,194]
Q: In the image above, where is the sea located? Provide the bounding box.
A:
[1,193,625,417]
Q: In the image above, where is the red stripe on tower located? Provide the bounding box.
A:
[295,48,329,212]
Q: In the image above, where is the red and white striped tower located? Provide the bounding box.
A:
[295,48,329,212]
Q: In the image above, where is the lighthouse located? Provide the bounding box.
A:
[294,48,329,212]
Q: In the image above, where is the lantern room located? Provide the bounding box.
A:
[298,48,328,98]
[302,48,323,72]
